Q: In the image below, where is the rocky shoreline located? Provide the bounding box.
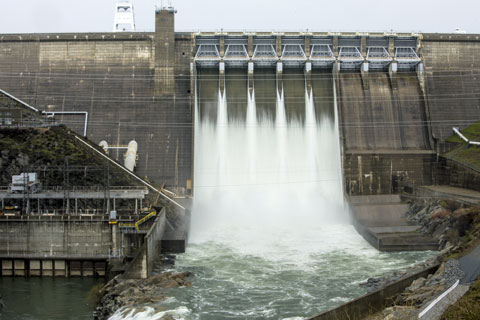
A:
[94,271,193,320]
[362,198,480,319]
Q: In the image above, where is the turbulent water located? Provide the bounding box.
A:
[109,73,435,320]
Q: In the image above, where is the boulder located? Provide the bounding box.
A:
[430,208,451,220]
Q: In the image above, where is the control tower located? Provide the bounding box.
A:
[113,1,136,32]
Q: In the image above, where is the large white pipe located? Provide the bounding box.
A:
[74,136,185,210]
[124,140,138,171]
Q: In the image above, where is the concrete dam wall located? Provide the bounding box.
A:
[0,7,480,197]
[0,11,194,195]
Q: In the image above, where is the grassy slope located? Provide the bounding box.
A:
[0,126,141,187]
[444,121,480,170]
[441,278,480,320]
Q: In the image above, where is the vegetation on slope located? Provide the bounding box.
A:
[444,121,480,170]
[441,277,480,320]
[0,126,141,188]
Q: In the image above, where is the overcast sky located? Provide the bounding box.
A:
[0,0,478,34]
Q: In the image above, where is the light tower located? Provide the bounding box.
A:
[113,1,136,32]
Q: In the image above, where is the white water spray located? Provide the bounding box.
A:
[191,76,347,253]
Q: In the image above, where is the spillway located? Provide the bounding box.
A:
[107,68,435,320]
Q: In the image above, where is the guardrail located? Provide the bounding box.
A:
[0,120,58,128]
[0,185,148,192]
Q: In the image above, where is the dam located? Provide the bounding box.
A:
[0,8,479,197]
[1,3,480,319]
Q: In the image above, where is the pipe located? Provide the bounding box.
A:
[124,140,138,172]
[0,88,39,113]
[99,141,109,153]
[452,127,469,143]
[453,127,480,147]
[418,280,459,318]
[74,135,185,210]
[43,111,89,137]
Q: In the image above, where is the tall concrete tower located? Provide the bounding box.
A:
[113,2,136,32]
[155,6,176,96]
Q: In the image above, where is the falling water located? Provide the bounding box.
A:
[109,72,435,320]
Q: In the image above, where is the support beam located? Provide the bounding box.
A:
[248,35,254,58]
[276,35,282,58]
[333,35,339,58]
[305,35,311,59]
[219,36,225,58]
[388,37,395,58]
[360,36,367,58]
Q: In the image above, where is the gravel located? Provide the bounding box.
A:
[443,259,465,287]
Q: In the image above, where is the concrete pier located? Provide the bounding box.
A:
[349,195,439,251]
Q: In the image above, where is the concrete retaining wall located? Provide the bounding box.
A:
[343,152,435,196]
[436,157,480,192]
[309,264,440,320]
[124,208,166,279]
[0,217,114,258]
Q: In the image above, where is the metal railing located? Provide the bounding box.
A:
[0,185,148,192]
[0,119,58,129]
[310,44,334,58]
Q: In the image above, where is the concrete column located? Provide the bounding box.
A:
[305,35,311,59]
[305,62,312,97]
[219,61,225,96]
[112,224,118,253]
[276,35,282,58]
[135,198,138,214]
[113,198,116,211]
[248,61,254,98]
[388,37,395,58]
[416,35,423,59]
[360,36,367,58]
[219,36,225,58]
[361,62,369,90]
[154,8,176,96]
[333,60,341,74]
[389,62,398,89]
[248,35,254,58]
[276,61,283,96]
[75,198,78,215]
[333,36,339,58]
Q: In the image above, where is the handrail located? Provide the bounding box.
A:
[0,88,39,113]
[134,211,156,231]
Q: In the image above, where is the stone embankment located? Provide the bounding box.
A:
[363,199,480,319]
[94,271,193,320]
